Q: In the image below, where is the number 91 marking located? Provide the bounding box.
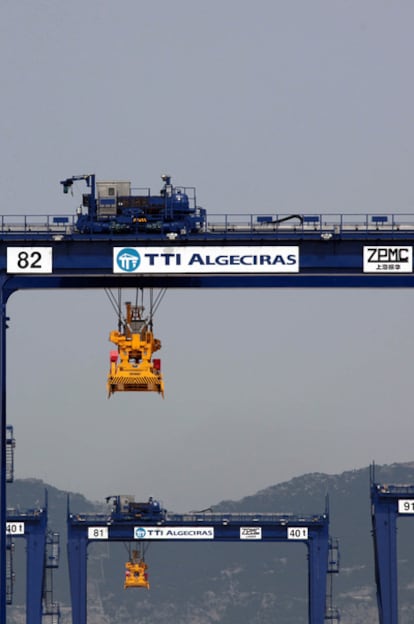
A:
[7,247,52,274]
[398,500,414,514]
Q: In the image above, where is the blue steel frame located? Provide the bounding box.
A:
[6,504,48,624]
[371,478,414,624]
[67,505,330,624]
[2,229,414,622]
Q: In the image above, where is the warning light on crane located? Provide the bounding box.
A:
[107,301,164,397]
[124,551,150,589]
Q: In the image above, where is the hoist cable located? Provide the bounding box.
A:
[106,286,167,328]
[150,288,167,319]
[123,540,148,560]
[118,288,123,331]
[104,288,122,318]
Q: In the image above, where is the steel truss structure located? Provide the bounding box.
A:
[67,500,332,624]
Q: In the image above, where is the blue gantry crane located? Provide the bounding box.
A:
[370,465,414,624]
[6,427,60,623]
[67,494,338,624]
[1,173,414,621]
[6,493,60,624]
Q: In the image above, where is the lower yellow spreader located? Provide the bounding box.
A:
[124,554,150,589]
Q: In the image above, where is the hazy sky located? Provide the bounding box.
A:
[2,1,414,513]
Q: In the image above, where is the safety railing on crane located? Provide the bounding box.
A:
[372,483,414,495]
[1,213,414,235]
[206,212,414,234]
[70,510,328,525]
[0,214,75,234]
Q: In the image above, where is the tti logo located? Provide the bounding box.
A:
[134,527,147,539]
[116,248,141,272]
